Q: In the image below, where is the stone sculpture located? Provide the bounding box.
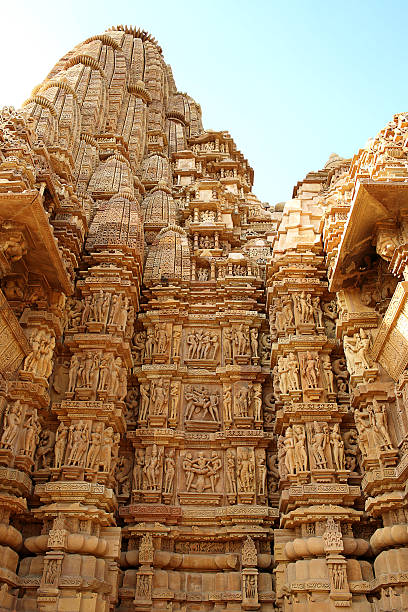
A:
[0,24,405,612]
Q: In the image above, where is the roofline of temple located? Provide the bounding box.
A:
[109,25,163,55]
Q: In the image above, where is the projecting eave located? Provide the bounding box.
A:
[328,179,408,292]
[0,189,74,295]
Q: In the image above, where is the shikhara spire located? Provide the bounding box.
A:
[0,25,407,612]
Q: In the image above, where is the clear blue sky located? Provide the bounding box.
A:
[1,0,407,204]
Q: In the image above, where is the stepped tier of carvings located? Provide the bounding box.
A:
[1,25,408,612]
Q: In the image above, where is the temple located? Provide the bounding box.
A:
[0,24,407,612]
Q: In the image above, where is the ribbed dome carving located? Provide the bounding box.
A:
[144,224,190,284]
[88,155,134,198]
[86,192,143,260]
[140,153,171,187]
[141,186,176,237]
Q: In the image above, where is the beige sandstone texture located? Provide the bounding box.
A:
[0,23,407,612]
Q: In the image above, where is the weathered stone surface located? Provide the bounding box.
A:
[0,24,407,612]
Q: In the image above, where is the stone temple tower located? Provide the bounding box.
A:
[1,23,408,612]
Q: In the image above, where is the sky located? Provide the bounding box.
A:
[1,0,408,204]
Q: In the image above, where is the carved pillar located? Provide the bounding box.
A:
[268,254,370,611]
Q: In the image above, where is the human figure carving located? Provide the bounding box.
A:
[250,328,258,359]
[303,352,320,388]
[163,450,175,494]
[186,329,218,360]
[67,421,89,467]
[237,448,254,492]
[81,295,92,326]
[197,267,209,281]
[278,435,288,479]
[333,357,349,393]
[169,382,180,421]
[226,449,237,493]
[223,327,233,360]
[293,424,308,472]
[98,354,114,392]
[68,354,80,392]
[116,359,127,401]
[278,356,289,395]
[118,296,129,331]
[1,232,27,262]
[133,331,146,364]
[369,399,394,451]
[22,410,40,457]
[234,324,250,356]
[331,564,346,591]
[99,427,114,472]
[274,298,284,333]
[111,432,121,475]
[86,428,102,470]
[150,380,167,416]
[155,323,168,354]
[236,386,250,417]
[183,451,221,493]
[23,330,42,376]
[125,305,135,339]
[322,354,335,394]
[267,453,279,495]
[322,299,338,337]
[132,449,144,490]
[257,452,267,495]
[91,290,104,322]
[244,574,257,600]
[354,408,371,456]
[139,383,150,421]
[260,333,271,364]
[272,366,281,398]
[312,296,324,327]
[107,356,120,396]
[145,328,154,359]
[284,427,296,475]
[143,444,162,490]
[172,327,182,359]
[35,429,55,470]
[1,401,22,450]
[330,424,345,470]
[311,421,328,469]
[208,451,222,492]
[293,291,314,324]
[223,385,232,422]
[287,353,300,390]
[208,390,220,421]
[108,294,122,325]
[186,331,198,360]
[282,296,294,327]
[78,352,95,388]
[185,385,219,422]
[183,452,194,491]
[343,329,373,376]
[252,384,262,421]
[54,423,68,468]
[66,298,83,329]
[115,456,132,496]
[37,334,55,379]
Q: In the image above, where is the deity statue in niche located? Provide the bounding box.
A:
[237,447,255,492]
[235,385,250,417]
[143,445,163,490]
